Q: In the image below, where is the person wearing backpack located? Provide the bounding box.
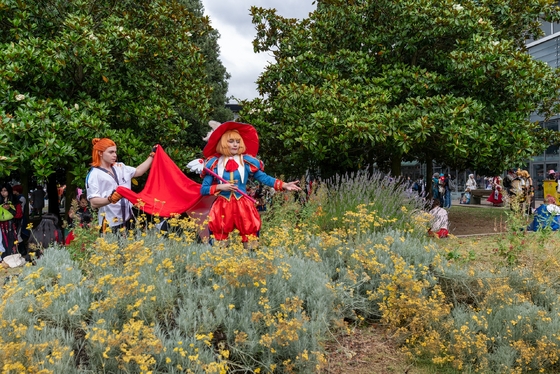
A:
[443,173,454,209]
[28,213,63,254]
[412,176,425,197]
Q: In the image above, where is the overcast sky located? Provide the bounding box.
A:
[202,1,316,102]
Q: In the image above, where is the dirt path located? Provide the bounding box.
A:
[322,324,418,374]
[448,205,508,236]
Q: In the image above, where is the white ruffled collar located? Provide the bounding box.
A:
[217,155,245,183]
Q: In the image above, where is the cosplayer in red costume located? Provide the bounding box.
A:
[486,176,504,206]
[200,121,301,244]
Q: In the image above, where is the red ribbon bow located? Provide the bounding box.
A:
[224,158,239,172]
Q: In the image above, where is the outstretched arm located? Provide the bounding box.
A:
[134,145,158,177]
[134,157,154,178]
[282,180,302,191]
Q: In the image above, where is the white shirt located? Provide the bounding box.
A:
[86,162,136,227]
[429,206,449,232]
[547,204,560,215]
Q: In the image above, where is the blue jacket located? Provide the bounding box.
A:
[529,204,560,231]
[201,155,278,200]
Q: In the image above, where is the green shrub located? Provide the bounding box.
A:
[2,172,560,373]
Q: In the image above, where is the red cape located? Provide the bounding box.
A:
[116,147,215,223]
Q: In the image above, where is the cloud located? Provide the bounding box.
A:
[202,0,316,102]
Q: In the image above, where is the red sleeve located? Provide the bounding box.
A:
[249,163,259,173]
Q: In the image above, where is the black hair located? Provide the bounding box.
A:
[1,183,14,204]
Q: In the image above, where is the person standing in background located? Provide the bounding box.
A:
[503,169,516,197]
[521,170,534,215]
[412,176,425,197]
[443,173,453,209]
[487,176,504,206]
[0,183,22,260]
[432,173,440,203]
[31,185,45,216]
[11,185,26,231]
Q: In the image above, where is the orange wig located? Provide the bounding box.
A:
[91,138,116,167]
[216,130,246,157]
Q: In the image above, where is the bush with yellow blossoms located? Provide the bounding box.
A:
[1,171,560,373]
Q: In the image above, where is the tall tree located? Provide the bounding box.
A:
[240,0,560,180]
[0,0,231,212]
[179,0,233,148]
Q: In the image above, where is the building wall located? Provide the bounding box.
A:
[527,21,560,198]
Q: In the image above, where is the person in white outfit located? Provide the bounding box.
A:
[466,174,477,191]
[86,138,155,233]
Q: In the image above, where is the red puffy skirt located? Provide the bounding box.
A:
[487,189,503,204]
[208,196,261,242]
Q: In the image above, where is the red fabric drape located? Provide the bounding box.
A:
[116,147,215,220]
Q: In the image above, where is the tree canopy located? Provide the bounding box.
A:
[0,0,231,195]
[240,0,560,178]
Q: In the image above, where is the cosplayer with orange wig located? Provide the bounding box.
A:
[86,138,156,232]
[90,138,116,167]
[201,121,301,247]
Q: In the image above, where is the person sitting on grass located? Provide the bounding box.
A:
[528,194,560,231]
[428,199,449,238]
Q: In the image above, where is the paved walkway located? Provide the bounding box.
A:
[448,196,543,210]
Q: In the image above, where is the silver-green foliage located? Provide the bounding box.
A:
[5,170,560,373]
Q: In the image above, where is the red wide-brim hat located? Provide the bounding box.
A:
[203,121,259,158]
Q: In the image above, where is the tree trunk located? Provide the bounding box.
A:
[390,155,402,177]
[64,171,77,217]
[426,159,433,200]
[47,173,59,220]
